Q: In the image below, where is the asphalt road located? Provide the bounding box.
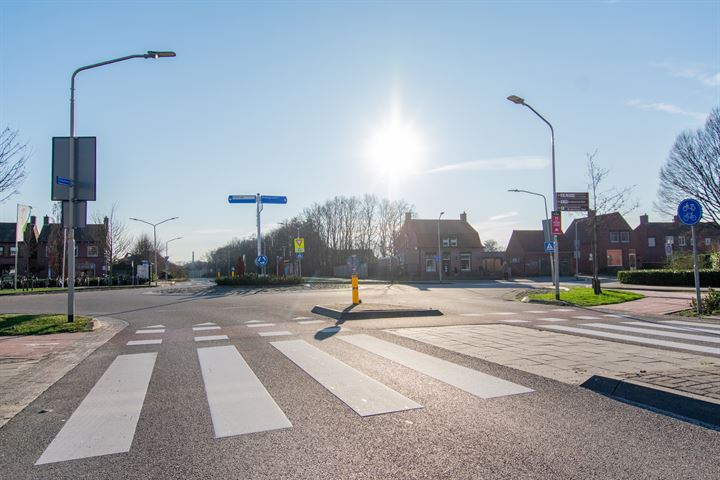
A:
[0,280,718,479]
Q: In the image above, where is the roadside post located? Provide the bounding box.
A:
[677,199,703,315]
[294,237,305,277]
[352,273,361,305]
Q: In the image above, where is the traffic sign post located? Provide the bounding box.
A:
[677,199,703,315]
[556,192,589,212]
[544,242,555,253]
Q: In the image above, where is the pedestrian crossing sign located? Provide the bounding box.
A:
[294,238,305,253]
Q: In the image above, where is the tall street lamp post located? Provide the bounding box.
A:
[508,189,555,285]
[437,211,444,282]
[507,95,561,300]
[165,237,182,280]
[65,50,175,322]
[130,217,179,286]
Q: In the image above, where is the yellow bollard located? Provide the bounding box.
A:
[351,273,361,305]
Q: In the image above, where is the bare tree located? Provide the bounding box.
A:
[91,204,132,278]
[587,150,639,293]
[0,127,29,203]
[483,239,503,252]
[656,107,720,224]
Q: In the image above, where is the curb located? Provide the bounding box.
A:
[0,285,151,297]
[311,305,443,320]
[581,375,720,429]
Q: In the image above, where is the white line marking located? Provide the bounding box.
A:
[340,335,533,399]
[573,316,601,320]
[490,312,516,316]
[603,314,625,318]
[537,318,567,322]
[193,326,221,331]
[582,323,720,344]
[258,331,293,337]
[271,340,421,416]
[246,323,276,328]
[552,309,575,312]
[293,316,311,320]
[298,320,325,325]
[197,346,291,438]
[194,322,217,326]
[624,321,720,336]
[663,320,720,330]
[523,310,547,314]
[136,329,165,334]
[244,320,264,324]
[127,339,162,346]
[542,325,720,355]
[460,313,484,317]
[194,335,229,342]
[36,353,157,464]
[500,319,529,323]
[145,324,165,328]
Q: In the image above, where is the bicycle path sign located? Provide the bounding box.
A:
[677,199,702,225]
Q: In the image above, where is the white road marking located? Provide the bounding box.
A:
[490,312,516,316]
[542,325,720,355]
[573,316,601,320]
[537,318,567,322]
[127,339,162,346]
[246,323,276,328]
[625,321,720,336]
[258,331,293,337]
[339,335,533,399]
[293,316,311,320]
[663,320,720,330]
[523,310,547,314]
[271,339,421,416]
[194,335,229,342]
[244,320,264,324]
[194,322,216,326]
[193,326,221,331]
[145,324,165,328]
[460,313,484,317]
[36,353,157,464]
[500,319,529,323]
[603,314,625,318]
[298,320,325,325]
[582,323,720,344]
[552,309,575,312]
[136,329,165,334]
[197,345,291,438]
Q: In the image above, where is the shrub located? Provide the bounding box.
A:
[691,288,720,314]
[215,274,303,286]
[616,269,720,287]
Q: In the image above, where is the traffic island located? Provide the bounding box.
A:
[311,303,443,320]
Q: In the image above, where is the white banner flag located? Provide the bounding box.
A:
[16,204,31,242]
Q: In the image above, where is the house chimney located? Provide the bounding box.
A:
[30,215,36,225]
[673,215,679,224]
[43,215,50,225]
[460,211,467,222]
[103,216,109,227]
[640,214,649,225]
[405,212,412,223]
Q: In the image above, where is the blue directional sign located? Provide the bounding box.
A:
[544,242,555,253]
[55,176,72,186]
[677,199,703,226]
[228,195,257,204]
[260,195,287,204]
[255,255,268,267]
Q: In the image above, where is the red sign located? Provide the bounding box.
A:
[551,211,562,235]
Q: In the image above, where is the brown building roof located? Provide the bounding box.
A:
[402,219,483,249]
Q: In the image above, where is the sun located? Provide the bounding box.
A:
[366,111,425,178]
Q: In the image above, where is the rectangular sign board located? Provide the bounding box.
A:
[556,192,589,211]
[551,211,562,235]
[260,195,288,204]
[228,195,257,204]
[294,238,305,253]
[61,201,87,228]
[52,137,97,201]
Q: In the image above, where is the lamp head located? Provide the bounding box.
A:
[507,95,525,105]
[146,51,176,59]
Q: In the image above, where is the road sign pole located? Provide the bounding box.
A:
[691,224,702,315]
[256,193,263,275]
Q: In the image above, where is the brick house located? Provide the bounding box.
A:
[0,216,40,277]
[505,230,573,277]
[37,216,109,279]
[395,212,491,279]
[564,212,634,274]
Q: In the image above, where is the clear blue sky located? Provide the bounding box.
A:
[1,1,718,262]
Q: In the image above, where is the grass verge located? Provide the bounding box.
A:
[0,314,92,335]
[526,287,644,307]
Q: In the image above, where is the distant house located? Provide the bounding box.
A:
[564,212,634,274]
[0,216,40,277]
[395,212,496,279]
[37,216,109,279]
[505,230,572,277]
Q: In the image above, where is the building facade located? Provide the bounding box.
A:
[36,216,109,279]
[0,217,40,278]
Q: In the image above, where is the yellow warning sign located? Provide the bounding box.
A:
[294,237,305,253]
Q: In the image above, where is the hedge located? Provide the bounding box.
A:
[215,274,304,286]
[617,269,720,287]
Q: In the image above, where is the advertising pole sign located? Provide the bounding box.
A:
[551,211,562,235]
[677,198,703,315]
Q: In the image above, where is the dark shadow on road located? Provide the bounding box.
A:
[314,326,343,341]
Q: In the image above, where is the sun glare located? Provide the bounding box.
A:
[366,112,425,178]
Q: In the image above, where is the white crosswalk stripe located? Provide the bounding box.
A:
[582,323,720,344]
[573,316,601,320]
[194,335,229,342]
[127,339,162,346]
[258,331,293,337]
[500,319,529,323]
[663,320,720,330]
[537,318,567,322]
[246,323,275,328]
[624,321,720,336]
[136,329,165,334]
[193,326,221,331]
[298,320,325,325]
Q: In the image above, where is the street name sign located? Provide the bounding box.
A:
[294,237,305,253]
[556,192,589,212]
[677,199,702,225]
[228,195,257,204]
[260,195,288,204]
[52,137,97,201]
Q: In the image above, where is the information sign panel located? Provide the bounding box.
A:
[556,192,589,212]
[51,137,97,201]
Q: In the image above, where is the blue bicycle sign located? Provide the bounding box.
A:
[677,199,703,226]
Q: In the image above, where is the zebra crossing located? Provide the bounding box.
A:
[35,326,533,465]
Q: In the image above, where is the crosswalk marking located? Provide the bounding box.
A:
[271,340,422,416]
[523,310,547,314]
[460,313,484,317]
[500,319,528,323]
[246,323,276,328]
[543,325,720,355]
[537,318,567,322]
[293,316,311,320]
[197,346,291,438]
[136,329,165,334]
[298,320,325,325]
[258,331,293,337]
[573,316,601,320]
[127,339,162,346]
[603,314,625,318]
[552,309,575,312]
[624,321,720,336]
[244,320,263,324]
[193,326,221,331]
[582,323,720,344]
[145,324,165,328]
[663,320,720,330]
[36,353,157,465]
[490,312,516,316]
[194,322,216,326]
[194,335,229,342]
[339,335,533,399]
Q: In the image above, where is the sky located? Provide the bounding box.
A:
[1,0,718,262]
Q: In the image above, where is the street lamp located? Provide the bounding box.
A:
[508,189,555,285]
[65,50,175,322]
[130,216,179,286]
[164,236,182,280]
[437,211,445,282]
[507,95,561,300]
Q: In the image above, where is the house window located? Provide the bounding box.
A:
[511,257,519,264]
[607,249,623,267]
[460,253,471,271]
[678,236,686,247]
[425,254,436,272]
[442,237,449,247]
[10,246,17,255]
[87,245,99,257]
[665,236,674,245]
[705,238,712,246]
[648,237,656,247]
[450,236,458,247]
[442,236,457,247]
[610,232,619,243]
[620,231,630,243]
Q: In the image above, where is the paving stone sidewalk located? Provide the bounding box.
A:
[388,324,720,402]
[0,317,126,428]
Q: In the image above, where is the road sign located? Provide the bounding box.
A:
[544,242,555,253]
[260,195,288,204]
[551,211,562,235]
[255,255,268,267]
[294,237,305,253]
[556,192,589,212]
[61,201,87,228]
[52,137,97,201]
[677,199,703,226]
[296,253,303,260]
[228,195,257,204]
